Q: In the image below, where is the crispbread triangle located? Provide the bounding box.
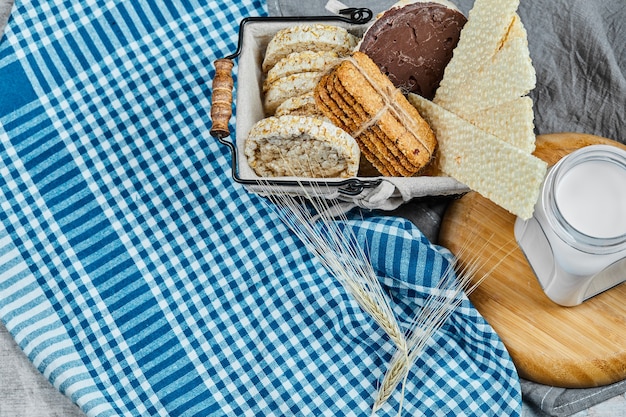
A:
[463,96,536,153]
[436,15,535,114]
[408,93,546,219]
[434,0,520,107]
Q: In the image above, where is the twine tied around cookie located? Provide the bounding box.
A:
[341,55,435,161]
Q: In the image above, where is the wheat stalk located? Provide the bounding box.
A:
[259,178,408,354]
[253,150,513,415]
[372,234,517,414]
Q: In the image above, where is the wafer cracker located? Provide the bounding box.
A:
[435,0,523,110]
[409,93,546,219]
[437,0,520,77]
[440,16,535,114]
[463,96,536,153]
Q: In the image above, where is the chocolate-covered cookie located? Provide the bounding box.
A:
[359,1,466,99]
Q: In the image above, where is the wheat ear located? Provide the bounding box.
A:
[258,174,407,354]
[372,234,517,414]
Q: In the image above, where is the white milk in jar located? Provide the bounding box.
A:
[515,145,626,306]
[555,159,626,239]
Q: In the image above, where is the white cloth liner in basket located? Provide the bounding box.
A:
[231,18,469,210]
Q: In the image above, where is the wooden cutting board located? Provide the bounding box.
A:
[439,133,626,388]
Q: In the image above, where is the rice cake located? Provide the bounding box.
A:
[263,51,341,92]
[275,92,323,117]
[263,72,323,115]
[262,24,358,73]
[244,115,360,178]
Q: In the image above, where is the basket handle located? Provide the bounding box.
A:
[210,58,234,139]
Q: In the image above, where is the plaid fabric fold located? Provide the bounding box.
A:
[0,0,521,415]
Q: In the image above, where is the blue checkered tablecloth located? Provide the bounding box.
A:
[0,1,521,415]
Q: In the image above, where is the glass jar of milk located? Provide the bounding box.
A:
[515,144,626,306]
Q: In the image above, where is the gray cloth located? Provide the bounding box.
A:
[521,379,626,417]
[268,1,626,416]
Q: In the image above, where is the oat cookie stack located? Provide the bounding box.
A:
[314,51,437,177]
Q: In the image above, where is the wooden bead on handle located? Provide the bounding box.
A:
[210,58,234,138]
